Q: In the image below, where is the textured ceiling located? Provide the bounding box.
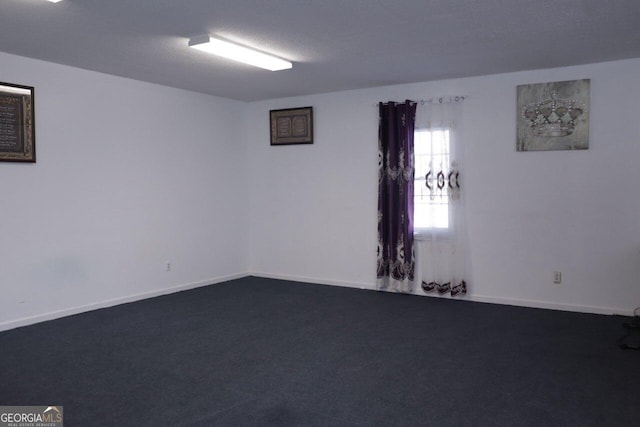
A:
[1,0,639,101]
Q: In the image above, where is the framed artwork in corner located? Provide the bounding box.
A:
[0,81,35,162]
[517,79,590,152]
[270,106,313,146]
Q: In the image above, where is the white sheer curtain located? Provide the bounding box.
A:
[414,97,468,297]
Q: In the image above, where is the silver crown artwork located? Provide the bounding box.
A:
[522,92,585,137]
[517,79,590,151]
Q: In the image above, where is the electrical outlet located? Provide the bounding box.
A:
[553,271,561,284]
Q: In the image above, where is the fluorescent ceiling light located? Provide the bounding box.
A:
[188,35,292,71]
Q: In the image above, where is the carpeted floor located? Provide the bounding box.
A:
[1,276,638,426]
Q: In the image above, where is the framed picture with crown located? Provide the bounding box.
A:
[517,79,590,151]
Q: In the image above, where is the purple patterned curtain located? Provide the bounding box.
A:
[377,100,416,293]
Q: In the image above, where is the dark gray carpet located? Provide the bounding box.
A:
[1,276,638,426]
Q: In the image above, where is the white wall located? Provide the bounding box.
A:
[247,59,640,315]
[2,53,638,331]
[0,52,249,330]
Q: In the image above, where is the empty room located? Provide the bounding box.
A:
[1,1,639,425]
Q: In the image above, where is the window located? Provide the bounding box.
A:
[414,128,450,233]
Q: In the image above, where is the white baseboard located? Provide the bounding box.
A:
[2,271,632,332]
[0,272,249,332]
[468,293,632,316]
[249,272,634,317]
[250,271,374,291]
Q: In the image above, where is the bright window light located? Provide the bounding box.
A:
[188,36,292,71]
[414,128,451,230]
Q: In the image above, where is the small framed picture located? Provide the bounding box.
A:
[0,81,36,162]
[270,106,313,146]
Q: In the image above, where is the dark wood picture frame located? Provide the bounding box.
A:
[270,106,313,146]
[0,81,35,162]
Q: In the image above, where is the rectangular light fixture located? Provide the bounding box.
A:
[188,35,292,71]
[47,0,63,3]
